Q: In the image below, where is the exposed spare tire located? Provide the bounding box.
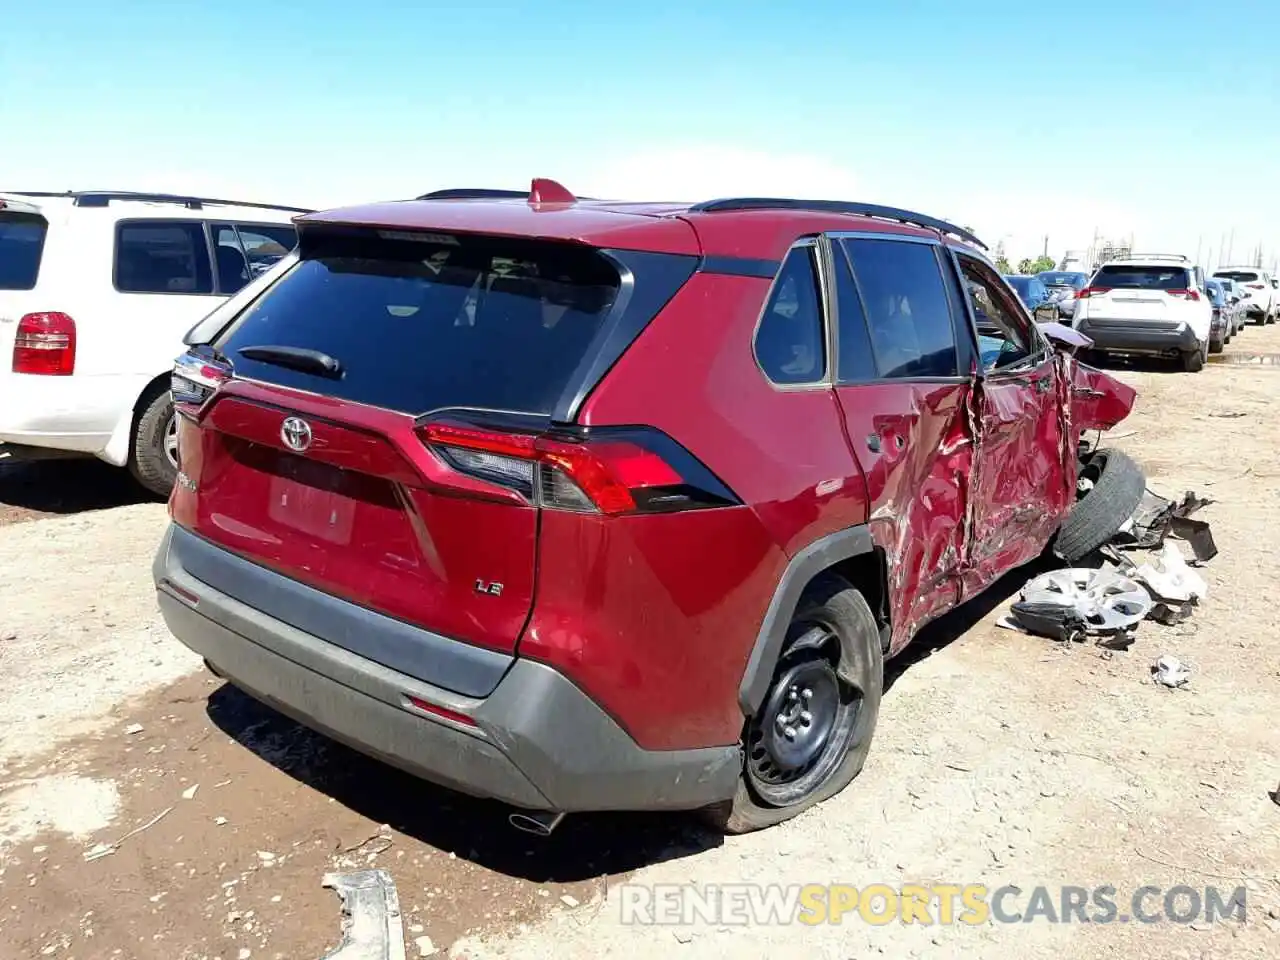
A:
[1054,449,1146,563]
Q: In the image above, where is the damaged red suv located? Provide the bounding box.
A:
[154,180,1138,835]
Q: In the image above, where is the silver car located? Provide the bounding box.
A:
[1037,270,1091,320]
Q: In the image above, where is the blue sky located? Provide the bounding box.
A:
[3,0,1278,265]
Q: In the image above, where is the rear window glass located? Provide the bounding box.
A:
[1093,265,1190,290]
[217,232,621,415]
[1215,270,1258,283]
[1039,272,1087,288]
[0,213,48,290]
[1205,282,1225,305]
[1005,276,1031,296]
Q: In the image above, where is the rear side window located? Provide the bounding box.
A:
[217,231,623,415]
[755,245,826,385]
[0,212,48,290]
[842,238,959,379]
[115,221,214,295]
[831,245,877,382]
[1094,265,1190,290]
[211,223,299,294]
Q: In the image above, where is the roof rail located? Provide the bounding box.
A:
[1110,252,1188,262]
[686,197,987,250]
[3,190,312,214]
[418,180,584,204]
[416,188,530,200]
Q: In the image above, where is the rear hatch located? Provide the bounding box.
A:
[1079,263,1194,323]
[1214,270,1263,307]
[0,198,51,375]
[169,223,696,677]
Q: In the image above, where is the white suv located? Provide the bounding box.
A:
[1212,266,1276,325]
[1071,253,1214,372]
[0,190,306,494]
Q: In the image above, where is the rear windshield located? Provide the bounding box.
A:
[0,212,48,290]
[216,231,622,415]
[1205,282,1225,305]
[1004,276,1031,295]
[1093,265,1190,291]
[1039,272,1088,288]
[1215,270,1258,283]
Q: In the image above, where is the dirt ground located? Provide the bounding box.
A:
[3,327,1280,959]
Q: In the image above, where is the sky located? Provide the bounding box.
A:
[2,0,1278,267]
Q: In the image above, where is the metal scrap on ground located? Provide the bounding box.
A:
[320,870,407,960]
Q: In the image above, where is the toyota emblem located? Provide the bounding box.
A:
[280,416,313,452]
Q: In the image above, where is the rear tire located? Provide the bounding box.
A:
[1209,335,1224,354]
[1054,449,1146,563]
[129,388,179,498]
[702,574,883,835]
[1181,341,1207,372]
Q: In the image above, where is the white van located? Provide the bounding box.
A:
[0,190,306,494]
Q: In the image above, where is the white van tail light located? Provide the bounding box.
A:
[12,312,76,375]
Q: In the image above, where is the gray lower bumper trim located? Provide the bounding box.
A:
[1076,320,1199,354]
[165,525,511,699]
[154,524,741,812]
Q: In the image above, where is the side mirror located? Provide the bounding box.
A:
[1038,320,1093,355]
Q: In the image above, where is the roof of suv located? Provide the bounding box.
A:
[299,179,987,263]
[1,190,309,224]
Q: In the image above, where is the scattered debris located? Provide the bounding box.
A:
[1152,655,1192,689]
[559,894,580,908]
[181,784,199,800]
[83,805,174,861]
[124,723,144,735]
[1132,542,1208,605]
[414,935,438,957]
[1113,489,1217,562]
[257,850,277,863]
[214,816,229,826]
[320,869,407,960]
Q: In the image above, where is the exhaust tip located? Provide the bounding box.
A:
[508,810,566,837]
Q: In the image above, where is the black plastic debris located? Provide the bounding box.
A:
[1112,489,1217,562]
[1010,600,1090,643]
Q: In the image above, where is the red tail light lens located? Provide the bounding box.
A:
[1076,287,1109,299]
[1167,289,1201,301]
[12,312,76,375]
[1247,283,1265,289]
[420,422,737,515]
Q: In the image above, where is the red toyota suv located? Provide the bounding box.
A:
[154,180,1138,835]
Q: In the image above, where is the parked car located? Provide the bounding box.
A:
[0,190,306,495]
[1037,270,1090,320]
[1212,266,1276,325]
[1204,279,1232,352]
[1072,254,1214,371]
[1002,274,1059,322]
[154,181,1139,836]
[1214,278,1247,337]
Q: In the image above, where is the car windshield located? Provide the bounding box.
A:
[1039,272,1088,288]
[1216,270,1258,283]
[216,230,622,416]
[1093,265,1191,290]
[1004,276,1031,296]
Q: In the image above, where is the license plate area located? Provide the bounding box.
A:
[265,452,358,545]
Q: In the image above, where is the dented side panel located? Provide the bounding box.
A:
[965,357,1071,597]
[1070,360,1138,432]
[834,381,974,655]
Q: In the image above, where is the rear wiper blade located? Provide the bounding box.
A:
[237,345,343,379]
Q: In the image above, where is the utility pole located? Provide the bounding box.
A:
[1043,234,1049,259]
[1226,228,1235,264]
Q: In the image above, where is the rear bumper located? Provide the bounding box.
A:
[153,524,740,813]
[1075,318,1200,355]
[1245,304,1269,319]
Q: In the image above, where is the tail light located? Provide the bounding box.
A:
[12,312,76,375]
[171,348,231,409]
[1247,283,1265,290]
[1077,287,1109,299]
[1167,289,1201,301]
[420,421,739,515]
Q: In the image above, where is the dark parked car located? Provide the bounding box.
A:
[1003,274,1059,322]
[1204,279,1232,352]
[1037,270,1090,320]
[155,181,1138,836]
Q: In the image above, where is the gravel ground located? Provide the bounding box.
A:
[3,327,1280,958]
